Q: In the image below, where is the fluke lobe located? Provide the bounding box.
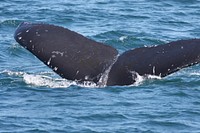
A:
[14,22,200,86]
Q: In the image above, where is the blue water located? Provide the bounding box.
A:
[1,0,200,132]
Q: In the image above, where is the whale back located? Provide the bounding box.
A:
[14,22,118,83]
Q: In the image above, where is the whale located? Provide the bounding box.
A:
[14,22,200,86]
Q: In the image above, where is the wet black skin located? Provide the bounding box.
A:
[14,22,200,86]
[14,22,118,84]
[107,39,200,85]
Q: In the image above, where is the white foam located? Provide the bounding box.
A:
[2,69,164,88]
[147,74,162,80]
[130,71,162,86]
[189,72,200,76]
[23,74,98,88]
[134,73,145,86]
[119,36,127,42]
[79,81,97,88]
[23,73,74,88]
[2,70,25,77]
[2,70,98,88]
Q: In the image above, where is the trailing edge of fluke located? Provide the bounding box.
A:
[14,22,200,86]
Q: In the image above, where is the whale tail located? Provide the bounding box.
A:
[14,22,200,86]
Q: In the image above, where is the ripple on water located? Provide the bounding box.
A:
[1,0,200,132]
[0,20,22,27]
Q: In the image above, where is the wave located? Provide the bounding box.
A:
[189,72,200,76]
[0,20,22,27]
[92,30,166,51]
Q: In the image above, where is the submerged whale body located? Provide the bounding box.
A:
[14,22,200,86]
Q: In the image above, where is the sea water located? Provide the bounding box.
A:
[0,0,200,132]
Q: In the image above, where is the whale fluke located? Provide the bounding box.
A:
[14,22,200,86]
[107,39,200,85]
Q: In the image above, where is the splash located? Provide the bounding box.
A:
[98,55,119,87]
[2,70,25,77]
[2,69,163,88]
[119,36,128,42]
[23,74,74,88]
[130,71,162,86]
[189,71,200,76]
[2,70,98,88]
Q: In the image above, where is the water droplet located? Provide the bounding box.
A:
[54,67,58,71]
[47,58,51,65]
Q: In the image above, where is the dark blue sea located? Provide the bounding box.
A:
[1,0,200,132]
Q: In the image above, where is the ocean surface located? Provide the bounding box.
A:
[1,0,200,132]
